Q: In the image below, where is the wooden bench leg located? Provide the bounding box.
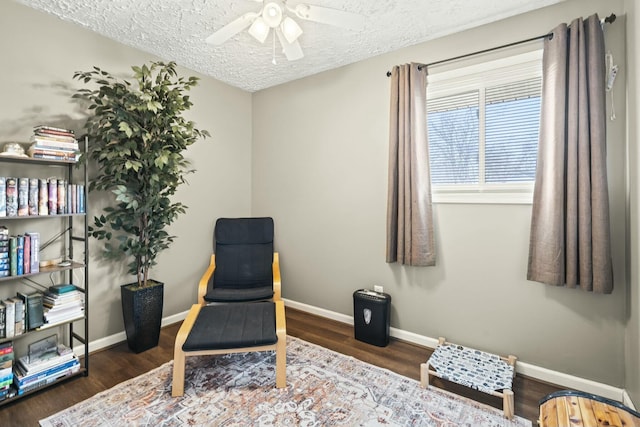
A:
[172,304,201,397]
[172,347,186,397]
[419,363,430,388]
[503,389,514,420]
[275,301,287,389]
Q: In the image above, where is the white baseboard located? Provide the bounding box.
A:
[283,298,629,404]
[84,309,190,354]
[82,298,634,409]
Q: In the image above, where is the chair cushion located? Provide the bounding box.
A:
[214,217,274,245]
[205,285,274,303]
[209,217,274,299]
[182,302,277,351]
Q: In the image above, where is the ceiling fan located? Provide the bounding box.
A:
[206,0,365,62]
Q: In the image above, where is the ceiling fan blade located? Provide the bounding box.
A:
[276,28,304,61]
[206,12,259,45]
[291,4,364,30]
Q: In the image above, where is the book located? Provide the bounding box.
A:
[77,185,85,213]
[0,301,5,339]
[69,184,76,214]
[23,233,30,275]
[16,362,80,395]
[0,351,13,363]
[28,145,78,161]
[0,176,5,217]
[48,284,78,295]
[17,177,29,216]
[28,144,77,155]
[47,178,57,215]
[11,297,24,335]
[0,341,12,355]
[16,235,24,276]
[16,352,77,381]
[5,177,17,217]
[3,299,15,338]
[9,237,17,276]
[57,179,66,214]
[26,292,44,330]
[38,179,48,215]
[15,356,79,387]
[28,178,39,216]
[16,291,44,331]
[33,125,75,136]
[26,232,39,273]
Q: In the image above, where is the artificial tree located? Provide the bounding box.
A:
[73,61,209,352]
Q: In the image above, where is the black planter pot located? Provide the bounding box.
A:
[121,280,164,353]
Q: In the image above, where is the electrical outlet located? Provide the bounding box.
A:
[374,285,384,293]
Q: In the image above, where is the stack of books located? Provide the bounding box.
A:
[43,284,84,325]
[27,126,79,162]
[0,227,7,278]
[0,341,14,402]
[13,343,79,395]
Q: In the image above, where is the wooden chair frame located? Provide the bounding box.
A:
[197,252,282,305]
[172,252,285,397]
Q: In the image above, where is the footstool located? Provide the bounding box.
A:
[420,337,517,419]
[171,300,286,397]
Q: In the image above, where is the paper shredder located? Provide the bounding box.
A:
[353,289,391,347]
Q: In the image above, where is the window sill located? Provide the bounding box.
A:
[432,191,533,205]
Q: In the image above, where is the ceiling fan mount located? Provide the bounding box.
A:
[206,0,364,62]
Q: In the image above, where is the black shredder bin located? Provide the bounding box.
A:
[353,289,391,347]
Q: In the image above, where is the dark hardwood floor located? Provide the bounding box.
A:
[0,307,563,426]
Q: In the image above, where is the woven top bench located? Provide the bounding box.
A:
[420,337,517,419]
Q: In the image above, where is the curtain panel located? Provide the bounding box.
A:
[386,63,436,266]
[527,14,613,293]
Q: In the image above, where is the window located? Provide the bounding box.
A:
[426,50,542,204]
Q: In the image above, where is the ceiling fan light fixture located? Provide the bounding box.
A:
[248,17,270,43]
[281,16,303,43]
[262,2,283,28]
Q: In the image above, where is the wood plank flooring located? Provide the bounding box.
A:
[0,307,563,426]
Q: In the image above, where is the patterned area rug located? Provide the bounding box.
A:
[40,337,532,426]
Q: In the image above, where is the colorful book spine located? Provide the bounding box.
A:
[27,232,39,274]
[23,234,30,275]
[17,178,29,216]
[9,237,17,276]
[38,179,48,215]
[47,178,57,215]
[3,299,15,338]
[0,177,5,217]
[0,229,8,279]
[78,185,85,213]
[16,236,24,276]
[5,178,17,217]
[12,297,24,335]
[57,179,66,214]
[0,302,5,339]
[28,178,39,216]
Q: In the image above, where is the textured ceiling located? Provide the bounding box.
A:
[15,0,563,92]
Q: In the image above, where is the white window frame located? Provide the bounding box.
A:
[427,49,543,204]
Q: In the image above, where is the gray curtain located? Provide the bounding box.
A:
[386,63,435,266]
[527,14,613,293]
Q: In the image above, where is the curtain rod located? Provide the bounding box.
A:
[386,13,616,77]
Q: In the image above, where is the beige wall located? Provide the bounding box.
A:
[2,0,636,399]
[0,1,253,345]
[624,0,640,406]
[252,0,629,388]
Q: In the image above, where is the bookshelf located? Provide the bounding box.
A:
[0,137,89,405]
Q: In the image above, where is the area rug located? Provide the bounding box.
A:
[40,336,531,427]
